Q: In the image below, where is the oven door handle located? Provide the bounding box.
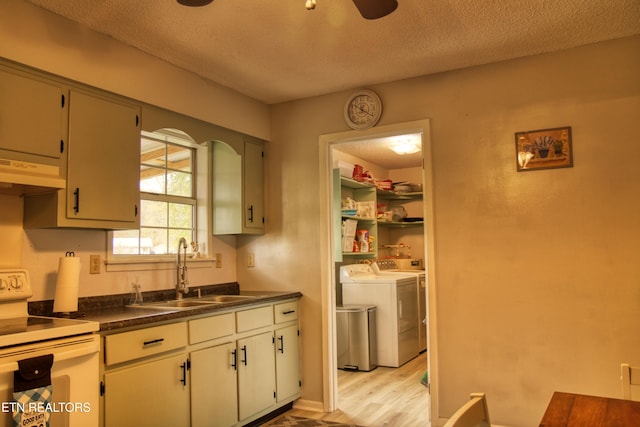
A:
[0,336,99,374]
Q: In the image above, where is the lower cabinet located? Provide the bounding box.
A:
[189,300,301,426]
[102,322,190,427]
[101,299,301,427]
[104,351,190,427]
[275,324,301,402]
[190,342,238,427]
[237,331,277,420]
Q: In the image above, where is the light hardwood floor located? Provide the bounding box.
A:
[282,352,431,426]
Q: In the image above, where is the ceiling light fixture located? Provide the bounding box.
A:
[390,139,421,155]
[177,0,214,6]
[352,0,398,20]
[304,0,397,19]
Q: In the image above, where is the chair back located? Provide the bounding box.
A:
[621,363,640,401]
[443,392,491,427]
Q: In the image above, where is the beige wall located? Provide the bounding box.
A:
[261,36,640,425]
[1,1,638,425]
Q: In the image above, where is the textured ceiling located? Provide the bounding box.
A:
[22,0,640,170]
[24,0,640,105]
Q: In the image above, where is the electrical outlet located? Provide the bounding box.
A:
[215,253,222,268]
[90,255,101,274]
[247,252,255,268]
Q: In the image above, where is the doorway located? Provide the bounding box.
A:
[318,119,438,422]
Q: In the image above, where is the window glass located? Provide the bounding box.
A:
[167,170,192,197]
[169,203,193,228]
[141,200,168,227]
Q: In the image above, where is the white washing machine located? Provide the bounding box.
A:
[373,259,427,352]
[340,264,420,367]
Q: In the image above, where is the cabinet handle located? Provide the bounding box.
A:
[241,345,247,366]
[278,335,284,354]
[73,188,80,214]
[231,349,237,370]
[142,338,164,347]
[282,310,295,315]
[180,361,187,386]
[248,205,254,223]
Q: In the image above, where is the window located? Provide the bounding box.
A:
[112,129,197,256]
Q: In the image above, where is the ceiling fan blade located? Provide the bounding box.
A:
[352,0,398,20]
[177,0,214,6]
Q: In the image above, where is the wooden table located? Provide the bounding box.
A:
[539,391,640,426]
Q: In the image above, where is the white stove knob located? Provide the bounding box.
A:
[9,275,23,289]
[0,279,6,290]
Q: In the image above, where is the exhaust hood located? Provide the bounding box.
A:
[0,158,65,195]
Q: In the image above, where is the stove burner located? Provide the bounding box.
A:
[0,316,77,336]
[0,316,100,348]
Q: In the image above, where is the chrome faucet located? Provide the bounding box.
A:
[176,237,189,299]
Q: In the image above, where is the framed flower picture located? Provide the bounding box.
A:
[515,126,573,171]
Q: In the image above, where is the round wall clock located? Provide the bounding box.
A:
[344,89,382,130]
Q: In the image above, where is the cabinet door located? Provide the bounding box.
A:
[190,343,238,427]
[66,90,140,223]
[237,331,276,420]
[0,67,64,159]
[243,140,264,231]
[212,139,264,235]
[275,324,301,402]
[104,352,189,427]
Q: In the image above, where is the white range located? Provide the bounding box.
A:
[0,269,100,427]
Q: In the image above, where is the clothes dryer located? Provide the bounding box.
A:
[373,259,427,351]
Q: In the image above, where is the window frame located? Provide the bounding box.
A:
[106,129,212,269]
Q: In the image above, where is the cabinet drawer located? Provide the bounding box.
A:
[274,301,298,324]
[189,313,235,344]
[236,306,273,333]
[105,322,187,366]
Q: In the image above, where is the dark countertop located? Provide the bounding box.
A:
[29,283,302,333]
[85,291,302,332]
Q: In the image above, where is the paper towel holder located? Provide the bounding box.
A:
[53,251,81,316]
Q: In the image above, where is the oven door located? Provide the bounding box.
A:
[0,334,99,427]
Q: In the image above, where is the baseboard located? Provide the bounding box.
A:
[292,399,325,412]
[437,419,509,427]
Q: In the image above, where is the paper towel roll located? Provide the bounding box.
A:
[53,256,81,313]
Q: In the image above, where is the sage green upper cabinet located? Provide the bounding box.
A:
[0,64,65,160]
[24,90,141,229]
[243,141,265,231]
[66,90,140,223]
[212,139,265,235]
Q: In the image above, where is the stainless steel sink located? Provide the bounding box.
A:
[126,294,258,311]
[201,295,257,302]
[128,299,221,310]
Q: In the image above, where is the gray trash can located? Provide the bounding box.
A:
[336,304,377,371]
